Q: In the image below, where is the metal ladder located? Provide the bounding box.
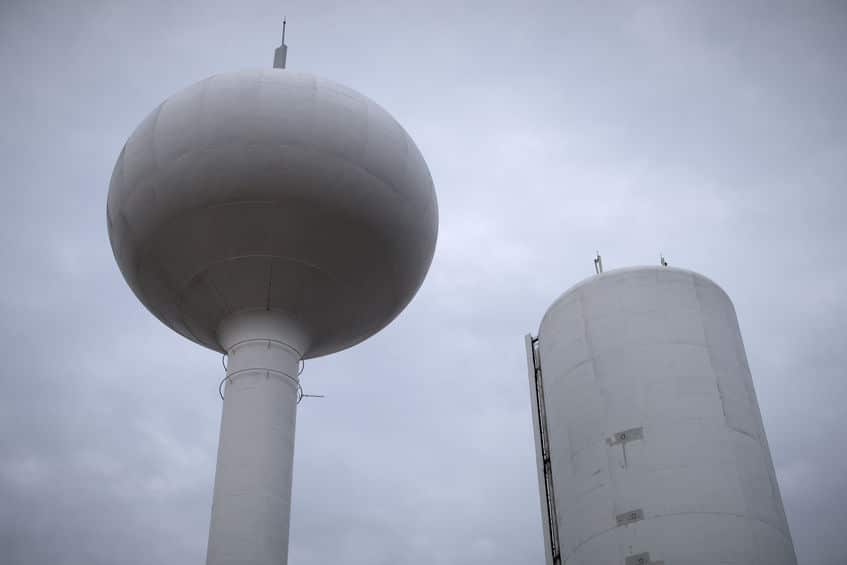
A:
[525,334,562,565]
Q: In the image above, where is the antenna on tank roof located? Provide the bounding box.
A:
[274,18,288,69]
[594,251,603,274]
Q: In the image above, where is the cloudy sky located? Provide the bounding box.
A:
[1,1,845,564]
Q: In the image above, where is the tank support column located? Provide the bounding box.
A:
[206,310,308,565]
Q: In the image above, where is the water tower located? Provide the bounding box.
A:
[525,265,796,565]
[107,29,438,565]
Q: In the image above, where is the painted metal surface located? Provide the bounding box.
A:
[532,266,797,564]
[107,68,438,358]
[273,44,287,69]
[207,310,306,565]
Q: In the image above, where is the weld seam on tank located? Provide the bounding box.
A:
[181,253,329,276]
[565,523,621,559]
[179,253,340,294]
[566,510,791,561]
[577,290,627,531]
[624,511,793,542]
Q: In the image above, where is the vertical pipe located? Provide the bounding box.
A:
[206,311,308,565]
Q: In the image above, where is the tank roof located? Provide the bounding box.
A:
[540,265,732,333]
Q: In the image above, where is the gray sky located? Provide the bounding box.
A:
[1,1,845,564]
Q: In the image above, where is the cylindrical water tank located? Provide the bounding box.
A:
[527,266,796,565]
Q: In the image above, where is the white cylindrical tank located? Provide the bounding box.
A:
[527,266,796,565]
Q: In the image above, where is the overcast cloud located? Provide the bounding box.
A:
[1,1,845,564]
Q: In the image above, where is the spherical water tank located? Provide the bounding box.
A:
[107,69,438,358]
[532,266,796,564]
[108,63,438,565]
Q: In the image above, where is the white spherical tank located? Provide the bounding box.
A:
[527,266,796,565]
[107,69,438,358]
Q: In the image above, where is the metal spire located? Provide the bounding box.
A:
[273,18,288,69]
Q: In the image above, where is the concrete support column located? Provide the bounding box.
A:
[206,310,308,565]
